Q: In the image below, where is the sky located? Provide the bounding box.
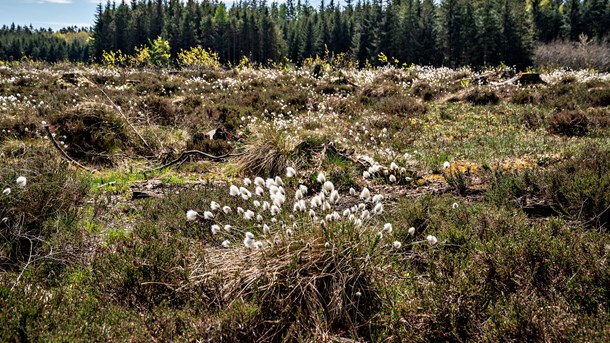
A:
[0,0,100,31]
[0,0,306,32]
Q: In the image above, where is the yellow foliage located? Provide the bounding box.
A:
[177,46,221,69]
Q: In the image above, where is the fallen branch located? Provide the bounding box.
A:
[142,149,246,173]
[44,125,96,173]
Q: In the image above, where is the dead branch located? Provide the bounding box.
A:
[142,149,246,173]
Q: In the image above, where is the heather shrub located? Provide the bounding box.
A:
[546,110,589,136]
[0,146,89,270]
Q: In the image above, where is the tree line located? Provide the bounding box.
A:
[0,24,90,62]
[1,0,610,68]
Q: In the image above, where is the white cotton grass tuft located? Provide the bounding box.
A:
[2,188,10,195]
[383,223,393,234]
[186,210,199,221]
[210,225,221,234]
[286,166,296,178]
[285,228,293,237]
[16,176,27,188]
[316,172,326,183]
[229,184,240,196]
[255,186,264,196]
[349,187,356,196]
[275,176,284,186]
[360,187,371,201]
[299,184,308,195]
[210,201,221,211]
[372,194,383,203]
[426,235,438,246]
[443,161,451,169]
[390,162,399,170]
[243,178,252,186]
[221,240,230,248]
[452,202,459,209]
[392,241,402,249]
[254,177,265,187]
[363,171,370,178]
[224,224,232,232]
[323,181,334,193]
[389,175,397,183]
[222,206,231,214]
[203,211,214,219]
[373,202,384,215]
[408,226,416,235]
[244,232,257,248]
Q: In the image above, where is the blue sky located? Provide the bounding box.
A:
[0,0,306,32]
[0,0,100,31]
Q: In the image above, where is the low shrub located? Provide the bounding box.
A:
[52,102,130,164]
[465,87,500,105]
[0,145,89,271]
[546,110,589,136]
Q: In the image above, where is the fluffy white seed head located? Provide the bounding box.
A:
[295,189,303,200]
[349,187,356,196]
[443,161,451,169]
[263,224,270,234]
[2,188,10,195]
[275,176,284,186]
[253,200,261,207]
[16,176,26,188]
[211,225,221,234]
[393,241,402,249]
[286,166,296,178]
[224,224,232,232]
[343,209,351,217]
[255,186,264,196]
[254,177,265,187]
[286,228,293,237]
[427,235,438,246]
[186,210,198,221]
[390,162,399,170]
[243,178,252,186]
[452,202,459,209]
[363,171,370,178]
[229,184,240,196]
[383,223,393,233]
[221,240,230,248]
[316,172,326,183]
[237,207,244,215]
[299,184,308,195]
[373,202,384,215]
[223,206,231,214]
[204,211,214,219]
[408,227,416,235]
[372,194,384,203]
[360,188,371,201]
[245,232,254,239]
[210,201,220,211]
[329,190,339,204]
[389,175,397,183]
[323,181,334,193]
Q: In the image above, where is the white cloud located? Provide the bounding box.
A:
[38,0,73,4]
